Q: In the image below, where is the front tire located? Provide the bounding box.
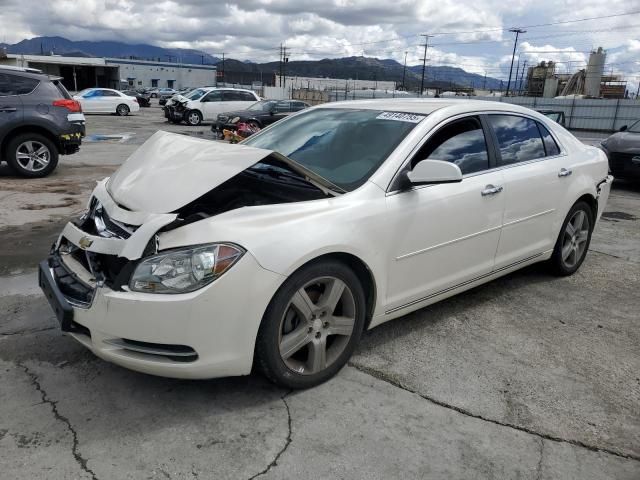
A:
[116,104,130,116]
[185,110,202,126]
[255,260,366,389]
[550,201,594,276]
[5,133,59,178]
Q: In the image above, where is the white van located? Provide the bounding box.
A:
[165,88,260,126]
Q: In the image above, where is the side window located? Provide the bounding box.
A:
[291,102,307,111]
[537,123,561,156]
[102,90,119,97]
[240,91,257,101]
[275,101,291,112]
[0,74,16,96]
[8,75,39,95]
[223,91,245,101]
[84,90,101,98]
[412,116,490,175]
[202,91,222,102]
[488,115,546,165]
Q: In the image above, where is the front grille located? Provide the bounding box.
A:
[50,253,95,308]
[77,199,136,239]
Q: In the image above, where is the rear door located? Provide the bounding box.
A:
[101,90,122,113]
[487,114,569,268]
[0,73,23,144]
[222,90,257,115]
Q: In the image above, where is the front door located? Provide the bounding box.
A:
[385,116,505,311]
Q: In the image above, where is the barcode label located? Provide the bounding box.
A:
[376,112,425,123]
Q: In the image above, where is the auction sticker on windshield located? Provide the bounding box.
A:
[376,112,426,123]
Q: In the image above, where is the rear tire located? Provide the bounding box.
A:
[185,110,202,126]
[255,260,366,389]
[5,133,59,178]
[116,104,130,116]
[550,201,594,276]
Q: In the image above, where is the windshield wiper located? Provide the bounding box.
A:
[269,152,345,196]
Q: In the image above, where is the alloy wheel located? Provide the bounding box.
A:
[278,276,356,375]
[187,112,201,125]
[561,209,590,268]
[16,141,50,172]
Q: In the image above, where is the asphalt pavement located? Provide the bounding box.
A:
[1,104,638,479]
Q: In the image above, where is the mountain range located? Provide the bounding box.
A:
[1,36,503,90]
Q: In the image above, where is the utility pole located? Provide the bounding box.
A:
[401,51,408,91]
[282,46,288,89]
[420,35,431,96]
[506,28,526,96]
[279,44,283,87]
[221,53,225,86]
[483,72,487,90]
[518,61,527,95]
[636,78,640,100]
[514,59,520,95]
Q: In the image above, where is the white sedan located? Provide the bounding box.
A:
[74,88,140,116]
[39,99,612,389]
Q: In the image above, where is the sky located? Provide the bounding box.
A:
[1,0,639,87]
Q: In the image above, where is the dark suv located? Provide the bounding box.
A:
[0,66,85,177]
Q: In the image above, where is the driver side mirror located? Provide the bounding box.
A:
[407,160,463,185]
[619,125,628,132]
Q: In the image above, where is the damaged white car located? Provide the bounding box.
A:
[40,100,613,389]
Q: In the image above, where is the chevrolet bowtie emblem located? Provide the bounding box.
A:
[79,236,93,249]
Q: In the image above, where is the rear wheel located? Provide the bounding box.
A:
[550,201,593,276]
[5,133,58,178]
[255,260,366,389]
[185,110,202,126]
[116,104,130,116]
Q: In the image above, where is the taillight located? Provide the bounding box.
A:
[53,99,82,112]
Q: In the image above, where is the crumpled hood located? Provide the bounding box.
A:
[107,131,273,214]
[602,131,640,153]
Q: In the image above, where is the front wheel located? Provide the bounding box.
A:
[116,104,130,116]
[185,110,202,126]
[255,260,366,389]
[550,201,594,276]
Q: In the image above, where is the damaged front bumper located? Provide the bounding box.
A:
[38,180,284,379]
[164,104,186,122]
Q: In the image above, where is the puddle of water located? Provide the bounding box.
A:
[0,271,40,297]
[84,133,136,143]
[602,211,638,221]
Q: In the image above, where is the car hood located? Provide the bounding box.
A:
[603,131,640,153]
[107,131,274,214]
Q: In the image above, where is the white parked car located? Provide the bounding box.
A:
[39,99,612,389]
[74,88,140,116]
[164,87,260,125]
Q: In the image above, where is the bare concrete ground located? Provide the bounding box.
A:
[0,104,638,479]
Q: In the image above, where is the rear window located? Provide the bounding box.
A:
[8,74,39,95]
[53,80,72,99]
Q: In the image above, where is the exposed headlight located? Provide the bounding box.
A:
[231,116,240,124]
[129,243,245,294]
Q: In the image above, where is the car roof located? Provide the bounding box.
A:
[0,65,56,80]
[315,98,540,117]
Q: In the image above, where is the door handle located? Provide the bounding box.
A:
[558,168,572,177]
[0,106,17,112]
[481,185,503,196]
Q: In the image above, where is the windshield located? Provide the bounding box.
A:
[185,88,206,100]
[243,108,423,191]
[628,120,640,133]
[247,101,276,112]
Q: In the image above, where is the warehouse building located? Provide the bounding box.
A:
[0,52,216,92]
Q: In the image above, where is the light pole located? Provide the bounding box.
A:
[506,28,526,97]
[401,51,408,91]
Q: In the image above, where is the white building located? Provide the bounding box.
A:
[275,75,396,91]
[0,53,216,92]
